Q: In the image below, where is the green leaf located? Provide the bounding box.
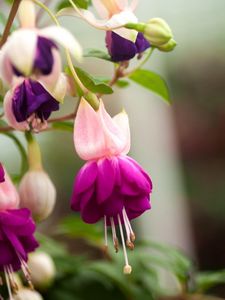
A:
[195,270,225,293]
[129,69,170,103]
[51,121,74,132]
[57,0,91,10]
[83,48,112,62]
[116,79,130,88]
[75,67,113,95]
[57,215,103,245]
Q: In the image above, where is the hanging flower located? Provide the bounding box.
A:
[71,99,152,274]
[0,0,82,132]
[58,0,150,62]
[0,164,39,297]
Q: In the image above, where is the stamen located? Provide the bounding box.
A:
[103,215,108,253]
[122,209,134,250]
[17,253,34,290]
[4,266,13,300]
[117,215,132,275]
[110,217,119,253]
[8,265,19,293]
[123,208,136,242]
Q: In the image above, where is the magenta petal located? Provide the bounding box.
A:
[96,158,116,204]
[80,197,102,224]
[3,227,26,259]
[73,161,98,194]
[0,164,5,182]
[102,190,124,217]
[125,195,151,219]
[0,241,14,266]
[71,186,94,211]
[119,156,152,195]
[0,208,30,226]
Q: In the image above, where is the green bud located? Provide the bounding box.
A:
[84,92,99,110]
[158,38,177,52]
[144,18,173,46]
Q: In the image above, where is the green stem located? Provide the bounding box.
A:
[124,47,155,77]
[25,132,42,171]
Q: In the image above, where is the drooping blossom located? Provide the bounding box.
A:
[58,0,150,62]
[0,0,82,131]
[71,98,152,273]
[0,164,39,297]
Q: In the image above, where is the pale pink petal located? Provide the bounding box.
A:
[0,49,14,86]
[115,0,128,10]
[74,98,129,161]
[39,26,82,61]
[74,98,107,160]
[57,7,137,40]
[18,0,36,28]
[0,168,20,211]
[41,73,67,103]
[3,85,29,131]
[37,48,62,92]
[130,0,138,11]
[5,29,37,76]
[113,110,130,154]
[92,0,111,18]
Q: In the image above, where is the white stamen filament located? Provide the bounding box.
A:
[122,209,134,250]
[104,215,108,251]
[17,253,33,289]
[123,208,136,242]
[117,215,132,274]
[110,217,119,252]
[4,267,13,300]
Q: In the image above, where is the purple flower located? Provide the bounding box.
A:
[0,164,4,183]
[71,99,153,273]
[0,208,39,272]
[4,79,60,132]
[106,32,150,62]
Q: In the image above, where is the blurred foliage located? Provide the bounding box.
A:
[29,216,225,300]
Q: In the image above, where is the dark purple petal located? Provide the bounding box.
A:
[34,36,57,75]
[135,33,150,53]
[102,189,124,218]
[96,158,116,204]
[0,164,5,183]
[106,31,137,62]
[12,79,59,122]
[12,36,57,77]
[0,208,38,272]
[106,31,151,62]
[71,186,94,212]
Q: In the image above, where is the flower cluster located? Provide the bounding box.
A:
[0,0,176,289]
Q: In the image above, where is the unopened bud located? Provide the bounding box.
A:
[144,18,172,46]
[157,38,177,52]
[28,252,56,290]
[13,288,43,300]
[19,170,56,222]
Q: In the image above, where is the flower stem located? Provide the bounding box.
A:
[0,0,22,48]
[25,132,43,171]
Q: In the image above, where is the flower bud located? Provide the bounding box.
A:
[19,170,56,221]
[28,252,56,290]
[13,288,43,300]
[158,38,177,52]
[144,18,172,45]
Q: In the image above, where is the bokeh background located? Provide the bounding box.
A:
[1,0,225,298]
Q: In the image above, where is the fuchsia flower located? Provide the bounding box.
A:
[0,0,82,132]
[0,164,38,295]
[58,0,150,62]
[71,99,152,273]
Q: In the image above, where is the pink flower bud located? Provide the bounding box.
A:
[19,170,56,221]
[28,252,56,289]
[0,165,19,211]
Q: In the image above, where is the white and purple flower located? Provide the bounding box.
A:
[0,0,82,131]
[71,99,152,273]
[58,0,150,62]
